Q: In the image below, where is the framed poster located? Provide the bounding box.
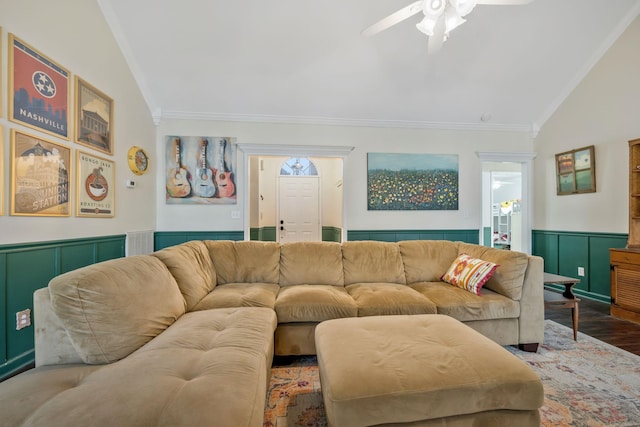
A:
[75,77,114,155]
[165,135,237,204]
[555,145,596,195]
[8,34,70,139]
[77,151,115,217]
[10,129,71,216]
[367,153,459,210]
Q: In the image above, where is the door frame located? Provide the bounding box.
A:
[238,144,354,241]
[477,152,536,254]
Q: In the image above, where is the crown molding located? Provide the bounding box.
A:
[97,0,158,113]
[535,2,640,130]
[160,110,535,134]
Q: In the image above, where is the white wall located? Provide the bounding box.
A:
[534,16,640,233]
[156,120,534,233]
[0,0,156,245]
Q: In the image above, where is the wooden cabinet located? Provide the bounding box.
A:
[610,248,640,323]
[628,138,640,247]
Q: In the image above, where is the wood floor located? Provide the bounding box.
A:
[545,292,640,356]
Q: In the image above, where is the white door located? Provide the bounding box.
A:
[278,176,320,243]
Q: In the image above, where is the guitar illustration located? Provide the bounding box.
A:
[193,138,216,197]
[166,137,191,198]
[214,138,236,198]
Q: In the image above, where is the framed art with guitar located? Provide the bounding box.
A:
[165,135,237,204]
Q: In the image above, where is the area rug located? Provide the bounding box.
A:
[264,320,640,427]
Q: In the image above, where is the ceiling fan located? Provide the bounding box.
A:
[362,0,534,54]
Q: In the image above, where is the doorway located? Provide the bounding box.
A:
[239,144,354,243]
[478,152,535,254]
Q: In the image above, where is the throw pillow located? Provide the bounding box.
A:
[441,254,499,295]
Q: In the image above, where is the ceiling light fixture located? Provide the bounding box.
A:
[416,0,477,39]
[362,0,533,54]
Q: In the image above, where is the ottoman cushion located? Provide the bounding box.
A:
[315,314,543,427]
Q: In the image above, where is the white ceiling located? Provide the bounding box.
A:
[97,0,640,133]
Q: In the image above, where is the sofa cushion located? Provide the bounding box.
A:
[457,243,529,300]
[410,282,520,321]
[1,308,277,427]
[48,255,186,364]
[399,240,459,284]
[280,241,344,286]
[206,240,280,284]
[441,254,498,295]
[342,241,405,285]
[345,283,437,316]
[192,283,280,310]
[152,240,217,310]
[275,285,358,322]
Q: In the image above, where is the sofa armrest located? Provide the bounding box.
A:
[34,288,83,367]
[517,255,545,345]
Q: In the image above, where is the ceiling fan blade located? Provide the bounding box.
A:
[476,0,534,5]
[427,19,445,54]
[362,0,423,37]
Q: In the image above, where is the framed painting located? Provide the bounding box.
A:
[8,34,70,139]
[77,151,115,217]
[165,135,237,204]
[367,153,459,210]
[10,129,71,216]
[555,145,596,195]
[75,76,114,155]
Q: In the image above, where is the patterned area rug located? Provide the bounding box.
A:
[264,320,640,427]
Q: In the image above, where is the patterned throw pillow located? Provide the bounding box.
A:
[441,254,499,295]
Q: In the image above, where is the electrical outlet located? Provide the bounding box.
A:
[16,309,31,330]
[577,267,585,277]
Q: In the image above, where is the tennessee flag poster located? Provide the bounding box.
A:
[9,34,70,139]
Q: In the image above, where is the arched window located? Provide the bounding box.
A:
[280,157,318,176]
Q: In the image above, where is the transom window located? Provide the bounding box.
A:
[280,157,318,176]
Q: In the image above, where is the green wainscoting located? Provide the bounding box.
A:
[0,235,125,381]
[249,227,276,242]
[532,230,627,303]
[249,227,342,243]
[154,231,244,250]
[322,227,342,243]
[347,229,479,243]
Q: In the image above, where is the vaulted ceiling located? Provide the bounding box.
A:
[97,0,640,133]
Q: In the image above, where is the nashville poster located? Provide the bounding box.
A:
[10,34,70,139]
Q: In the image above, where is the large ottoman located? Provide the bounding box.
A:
[315,314,543,427]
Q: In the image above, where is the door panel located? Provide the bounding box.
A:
[279,177,320,243]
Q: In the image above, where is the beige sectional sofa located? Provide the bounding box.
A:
[0,239,544,427]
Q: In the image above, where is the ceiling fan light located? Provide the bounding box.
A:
[450,0,477,16]
[444,8,466,34]
[422,0,446,18]
[416,16,438,35]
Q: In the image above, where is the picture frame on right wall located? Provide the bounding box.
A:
[555,145,596,195]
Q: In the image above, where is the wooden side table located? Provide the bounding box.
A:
[543,272,581,340]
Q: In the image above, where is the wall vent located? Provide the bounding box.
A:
[126,230,154,256]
